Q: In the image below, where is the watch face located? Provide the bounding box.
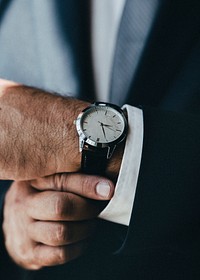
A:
[78,103,127,146]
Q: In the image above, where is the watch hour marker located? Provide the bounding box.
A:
[117,122,121,124]
[116,129,121,132]
[105,110,107,115]
[112,115,116,118]
[97,137,100,142]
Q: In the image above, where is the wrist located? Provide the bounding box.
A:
[74,102,127,179]
[55,98,90,173]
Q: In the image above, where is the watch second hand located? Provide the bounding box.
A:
[98,121,115,132]
[105,126,115,132]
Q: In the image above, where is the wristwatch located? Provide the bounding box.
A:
[74,102,128,175]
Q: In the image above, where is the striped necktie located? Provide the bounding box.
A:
[110,0,160,106]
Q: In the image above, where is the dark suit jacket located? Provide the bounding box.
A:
[1,0,200,279]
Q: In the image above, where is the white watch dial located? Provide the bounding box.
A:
[81,105,125,144]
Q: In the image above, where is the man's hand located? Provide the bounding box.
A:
[3,173,114,269]
[0,79,123,181]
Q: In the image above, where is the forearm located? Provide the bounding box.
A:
[0,82,88,180]
[0,80,125,181]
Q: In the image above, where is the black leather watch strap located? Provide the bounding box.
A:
[81,147,108,175]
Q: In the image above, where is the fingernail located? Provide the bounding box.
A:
[96,181,111,198]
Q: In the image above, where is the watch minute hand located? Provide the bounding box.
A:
[99,122,107,140]
[101,125,106,138]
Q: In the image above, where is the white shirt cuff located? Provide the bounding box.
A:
[98,105,143,226]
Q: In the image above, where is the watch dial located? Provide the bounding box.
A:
[81,105,125,144]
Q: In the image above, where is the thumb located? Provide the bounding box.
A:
[30,173,115,200]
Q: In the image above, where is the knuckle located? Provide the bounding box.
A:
[81,176,93,196]
[54,194,65,219]
[53,193,75,220]
[54,173,63,191]
[55,224,67,243]
[54,173,69,192]
[64,193,75,218]
[60,173,69,191]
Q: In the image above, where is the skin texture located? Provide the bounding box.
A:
[0,79,125,269]
[0,81,86,180]
[3,174,115,270]
[0,79,123,181]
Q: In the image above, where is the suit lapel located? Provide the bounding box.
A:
[130,0,200,107]
[110,0,166,106]
[110,0,200,107]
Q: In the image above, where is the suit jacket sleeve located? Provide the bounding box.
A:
[111,107,200,278]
